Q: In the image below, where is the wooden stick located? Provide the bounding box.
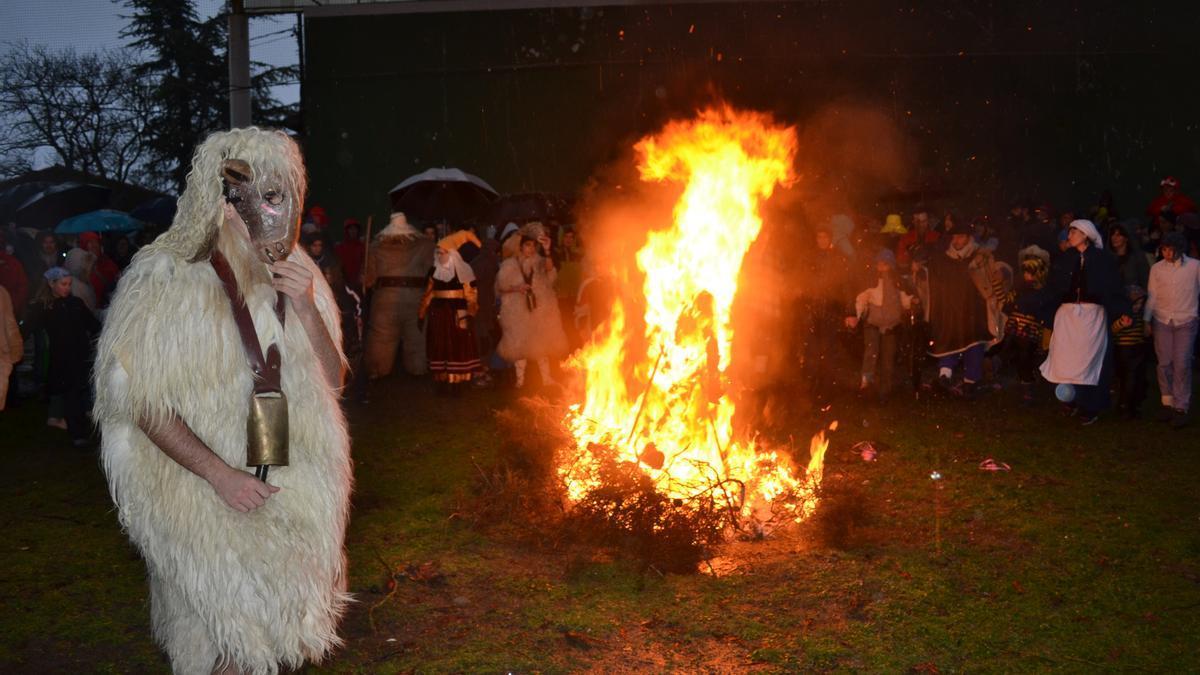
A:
[362,214,375,289]
[625,343,666,447]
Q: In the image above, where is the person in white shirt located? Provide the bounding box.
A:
[845,248,914,402]
[1145,231,1200,427]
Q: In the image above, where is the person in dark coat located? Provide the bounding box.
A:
[26,267,100,446]
[1112,284,1149,419]
[926,222,1000,398]
[1036,220,1132,424]
[319,258,367,403]
[1108,221,1151,289]
[467,235,501,386]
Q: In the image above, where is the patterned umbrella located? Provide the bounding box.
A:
[14,182,111,229]
[0,181,55,224]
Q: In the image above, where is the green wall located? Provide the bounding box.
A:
[301,1,1200,230]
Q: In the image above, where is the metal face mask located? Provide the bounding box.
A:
[221,159,299,263]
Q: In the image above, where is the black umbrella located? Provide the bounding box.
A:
[14,182,112,229]
[388,168,498,225]
[490,192,574,225]
[129,196,178,226]
[0,181,55,225]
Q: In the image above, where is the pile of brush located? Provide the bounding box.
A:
[472,396,726,573]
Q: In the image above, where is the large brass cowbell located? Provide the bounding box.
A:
[209,248,290,473]
[247,391,289,467]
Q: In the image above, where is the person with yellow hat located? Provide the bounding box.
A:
[418,229,484,392]
[880,213,907,235]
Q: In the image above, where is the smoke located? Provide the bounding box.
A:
[734,102,911,429]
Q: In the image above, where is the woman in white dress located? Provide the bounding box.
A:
[496,230,568,387]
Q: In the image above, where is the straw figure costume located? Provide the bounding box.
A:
[94,128,352,675]
[363,212,435,378]
[418,230,483,389]
[496,224,568,387]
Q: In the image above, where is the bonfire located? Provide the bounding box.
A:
[560,106,829,536]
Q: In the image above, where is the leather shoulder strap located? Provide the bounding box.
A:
[210,250,286,394]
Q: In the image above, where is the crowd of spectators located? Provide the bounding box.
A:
[0,228,142,445]
[3,174,1197,441]
[795,177,1200,428]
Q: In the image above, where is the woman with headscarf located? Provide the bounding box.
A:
[496,225,568,388]
[418,230,482,392]
[25,267,99,443]
[1037,219,1132,424]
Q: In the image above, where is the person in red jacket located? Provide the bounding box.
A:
[1146,176,1197,220]
[896,206,941,266]
[78,232,120,307]
[0,232,28,317]
[334,218,366,290]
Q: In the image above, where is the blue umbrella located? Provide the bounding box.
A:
[55,209,143,234]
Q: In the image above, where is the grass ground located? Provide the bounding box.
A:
[1,374,1198,673]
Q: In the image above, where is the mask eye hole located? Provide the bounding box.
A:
[263,190,284,206]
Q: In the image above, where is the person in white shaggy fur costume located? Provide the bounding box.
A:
[94,128,352,675]
[496,224,568,387]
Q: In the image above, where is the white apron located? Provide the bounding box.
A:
[1040,302,1107,385]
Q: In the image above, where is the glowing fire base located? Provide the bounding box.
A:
[560,106,827,534]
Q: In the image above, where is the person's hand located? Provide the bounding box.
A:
[211,467,279,513]
[269,260,316,314]
[537,234,552,253]
[844,316,859,329]
[1116,315,1133,329]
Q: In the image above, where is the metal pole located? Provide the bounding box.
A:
[228,0,252,129]
[296,11,306,136]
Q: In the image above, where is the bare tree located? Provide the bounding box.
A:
[0,44,159,188]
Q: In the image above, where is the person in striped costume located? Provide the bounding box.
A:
[1112,284,1148,419]
[1003,249,1050,405]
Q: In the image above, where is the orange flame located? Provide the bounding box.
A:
[562,106,826,527]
